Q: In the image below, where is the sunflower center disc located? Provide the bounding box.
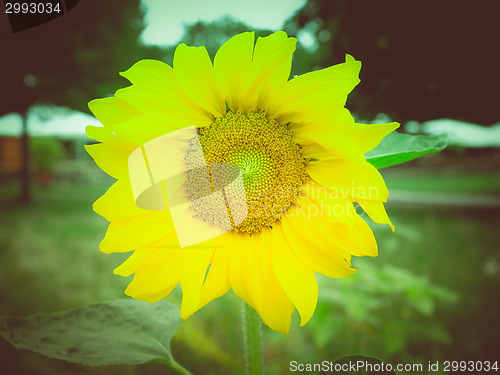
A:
[185,110,308,235]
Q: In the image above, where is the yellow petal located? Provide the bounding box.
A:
[113,248,152,277]
[85,141,137,179]
[268,55,361,122]
[292,184,378,257]
[346,122,400,153]
[271,224,318,326]
[290,106,354,135]
[301,142,337,162]
[116,232,184,302]
[86,125,131,144]
[302,131,366,166]
[93,179,146,221]
[88,96,141,128]
[255,228,294,334]
[85,125,112,143]
[295,184,378,257]
[214,31,255,111]
[358,200,395,231]
[348,216,379,257]
[120,59,211,121]
[180,248,215,318]
[281,206,358,279]
[324,218,378,258]
[300,180,357,225]
[240,31,297,112]
[226,230,294,333]
[199,235,233,309]
[307,158,389,201]
[114,231,179,276]
[119,59,176,87]
[100,210,175,253]
[132,286,177,304]
[292,108,368,168]
[228,233,264,313]
[109,115,177,145]
[173,43,225,117]
[122,247,184,300]
[114,86,212,130]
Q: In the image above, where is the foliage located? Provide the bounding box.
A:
[3,0,164,203]
[284,0,498,124]
[2,0,163,116]
[0,5,470,373]
[0,131,453,372]
[29,137,64,172]
[3,176,498,374]
[365,132,448,169]
[309,260,457,358]
[0,299,181,366]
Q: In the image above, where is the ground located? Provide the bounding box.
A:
[0,163,499,374]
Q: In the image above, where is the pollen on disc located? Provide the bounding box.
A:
[185,110,308,235]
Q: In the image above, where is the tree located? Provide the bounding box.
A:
[160,16,273,65]
[1,0,163,203]
[284,0,499,124]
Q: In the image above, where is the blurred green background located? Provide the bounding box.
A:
[1,0,499,374]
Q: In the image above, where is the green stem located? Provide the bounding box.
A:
[164,359,193,375]
[242,301,264,375]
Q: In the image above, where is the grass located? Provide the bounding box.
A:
[0,173,499,374]
[0,183,128,315]
[0,182,242,375]
[383,168,500,193]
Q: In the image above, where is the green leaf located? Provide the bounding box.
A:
[330,355,398,374]
[0,299,181,367]
[365,132,448,169]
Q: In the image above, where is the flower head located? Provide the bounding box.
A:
[86,31,399,334]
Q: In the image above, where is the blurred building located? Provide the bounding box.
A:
[0,107,104,183]
[0,135,22,175]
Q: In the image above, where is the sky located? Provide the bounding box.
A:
[140,0,307,46]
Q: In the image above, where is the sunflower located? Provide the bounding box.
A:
[86,31,398,334]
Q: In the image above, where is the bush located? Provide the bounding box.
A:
[30,137,64,172]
